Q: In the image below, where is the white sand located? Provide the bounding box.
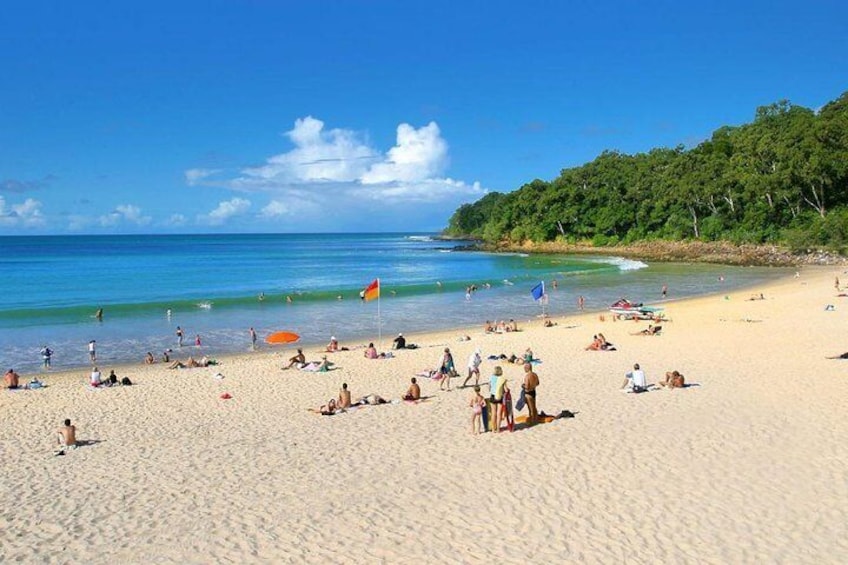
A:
[3,266,848,563]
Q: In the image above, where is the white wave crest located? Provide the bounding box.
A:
[595,257,649,271]
[406,235,433,242]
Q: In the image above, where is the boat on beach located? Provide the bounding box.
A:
[609,298,663,320]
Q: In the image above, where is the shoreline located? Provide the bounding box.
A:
[450,238,848,267]
[4,265,848,562]
[17,264,801,384]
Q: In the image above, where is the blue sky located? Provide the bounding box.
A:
[1,0,846,235]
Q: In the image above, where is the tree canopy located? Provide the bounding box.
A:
[444,91,848,253]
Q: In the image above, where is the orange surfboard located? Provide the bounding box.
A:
[265,331,300,344]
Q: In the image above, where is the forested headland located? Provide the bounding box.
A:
[445,91,848,261]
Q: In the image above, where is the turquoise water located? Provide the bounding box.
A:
[0,233,790,373]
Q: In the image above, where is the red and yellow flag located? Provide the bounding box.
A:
[362,278,380,301]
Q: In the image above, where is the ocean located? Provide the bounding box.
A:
[0,233,791,373]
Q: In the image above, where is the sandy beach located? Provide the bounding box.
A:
[3,266,848,563]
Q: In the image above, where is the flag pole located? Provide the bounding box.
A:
[377,278,382,349]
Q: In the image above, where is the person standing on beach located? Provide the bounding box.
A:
[523,363,540,425]
[195,334,202,347]
[41,346,52,369]
[577,295,585,311]
[88,340,96,363]
[661,284,668,299]
[176,326,184,347]
[249,327,257,351]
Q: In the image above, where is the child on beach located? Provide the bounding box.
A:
[469,385,485,434]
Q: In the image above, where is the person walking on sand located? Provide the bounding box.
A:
[249,327,257,351]
[439,348,456,391]
[523,363,540,425]
[176,326,184,347]
[469,385,485,434]
[463,348,482,388]
[88,340,96,363]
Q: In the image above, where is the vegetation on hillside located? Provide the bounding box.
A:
[445,92,848,253]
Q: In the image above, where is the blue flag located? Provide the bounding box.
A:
[531,281,545,301]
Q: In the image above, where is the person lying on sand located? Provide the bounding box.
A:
[402,377,421,401]
[631,324,662,336]
[747,293,765,301]
[658,370,685,389]
[355,394,388,406]
[168,356,212,369]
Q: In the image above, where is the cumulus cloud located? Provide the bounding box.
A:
[0,196,46,227]
[188,117,485,206]
[99,204,152,227]
[200,197,251,225]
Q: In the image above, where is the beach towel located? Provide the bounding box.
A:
[515,387,526,411]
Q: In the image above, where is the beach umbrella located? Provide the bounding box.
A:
[265,331,300,345]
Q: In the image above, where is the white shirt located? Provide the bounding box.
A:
[468,352,481,370]
[626,369,646,388]
[90,370,102,385]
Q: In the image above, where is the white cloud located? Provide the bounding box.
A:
[185,168,222,186]
[360,122,448,184]
[166,213,187,226]
[188,117,485,203]
[0,196,46,227]
[99,204,152,227]
[259,200,291,218]
[200,197,251,225]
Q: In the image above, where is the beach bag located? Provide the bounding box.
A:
[121,377,133,386]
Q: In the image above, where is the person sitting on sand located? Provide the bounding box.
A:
[364,343,379,359]
[523,347,534,364]
[509,319,518,332]
[4,368,20,389]
[106,370,119,386]
[585,335,603,351]
[55,418,77,453]
[658,370,685,389]
[90,367,103,387]
[145,352,155,364]
[484,320,495,333]
[631,324,662,336]
[285,348,306,369]
[326,336,339,352]
[392,333,407,350]
[621,363,647,392]
[543,317,556,327]
[338,383,352,409]
[402,377,421,401]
